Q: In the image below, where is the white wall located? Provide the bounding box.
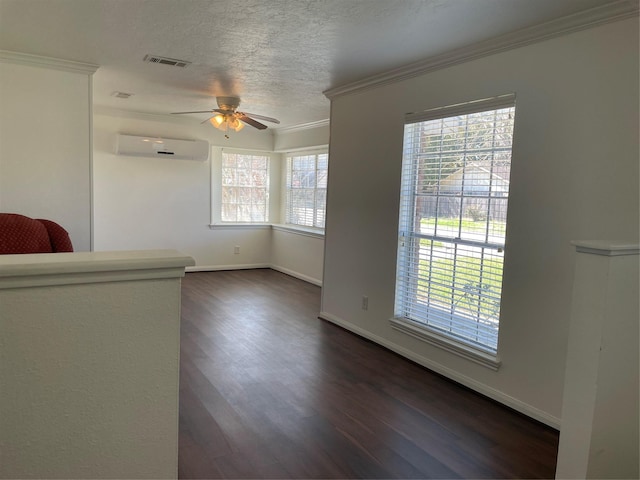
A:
[321,18,639,426]
[0,57,95,251]
[0,250,192,479]
[94,111,272,266]
[271,228,324,285]
[94,110,327,283]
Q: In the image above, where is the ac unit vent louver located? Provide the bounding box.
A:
[115,134,209,161]
[143,54,191,68]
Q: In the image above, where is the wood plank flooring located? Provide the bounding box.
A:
[178,269,559,479]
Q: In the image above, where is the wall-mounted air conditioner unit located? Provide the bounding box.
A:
[115,134,209,161]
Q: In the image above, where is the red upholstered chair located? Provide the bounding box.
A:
[0,213,74,254]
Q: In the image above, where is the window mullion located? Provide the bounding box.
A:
[484,109,498,243]
[449,242,458,332]
[458,114,469,240]
[313,154,319,228]
[476,247,486,343]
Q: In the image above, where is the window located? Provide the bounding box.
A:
[221,152,270,222]
[394,95,515,358]
[285,152,328,229]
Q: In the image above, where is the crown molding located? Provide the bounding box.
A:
[324,0,639,99]
[0,50,99,75]
[275,119,330,134]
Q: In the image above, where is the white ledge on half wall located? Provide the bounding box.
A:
[571,240,640,256]
[0,249,195,289]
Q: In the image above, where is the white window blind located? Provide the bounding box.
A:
[395,96,515,354]
[285,152,328,229]
[221,152,269,222]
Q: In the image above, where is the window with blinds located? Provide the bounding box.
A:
[394,95,516,355]
[221,152,269,222]
[285,152,328,229]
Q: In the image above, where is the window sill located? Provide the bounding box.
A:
[208,223,272,230]
[272,224,324,239]
[390,317,501,371]
[208,223,325,238]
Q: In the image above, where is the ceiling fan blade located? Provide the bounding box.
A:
[239,115,268,130]
[238,111,280,124]
[201,116,215,125]
[171,110,215,114]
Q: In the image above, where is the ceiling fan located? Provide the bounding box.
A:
[171,96,280,137]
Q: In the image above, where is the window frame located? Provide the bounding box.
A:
[284,150,328,232]
[392,94,516,369]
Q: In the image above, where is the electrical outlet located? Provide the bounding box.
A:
[234,245,240,254]
[362,295,369,311]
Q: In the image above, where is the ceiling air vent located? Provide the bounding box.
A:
[143,54,191,68]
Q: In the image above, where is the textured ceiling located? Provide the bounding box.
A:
[0,0,619,128]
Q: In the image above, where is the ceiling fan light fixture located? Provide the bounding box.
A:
[172,96,278,138]
[210,113,245,133]
[210,114,225,128]
[229,117,244,132]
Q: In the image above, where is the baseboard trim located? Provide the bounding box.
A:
[318,310,560,429]
[186,263,270,272]
[269,265,322,286]
[185,264,323,287]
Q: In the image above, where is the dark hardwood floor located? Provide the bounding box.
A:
[178,269,559,479]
